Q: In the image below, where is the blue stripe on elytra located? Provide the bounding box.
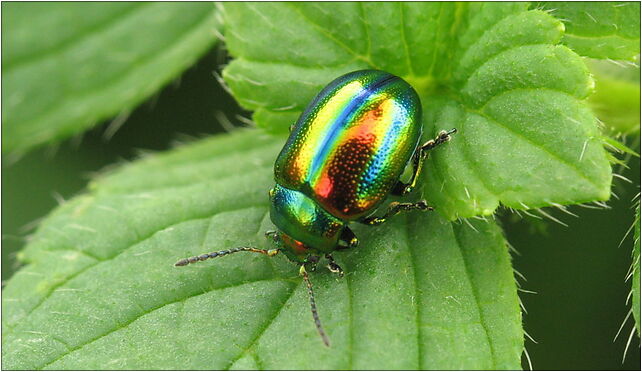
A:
[360,113,403,192]
[308,75,397,182]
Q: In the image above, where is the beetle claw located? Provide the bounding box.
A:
[327,264,344,277]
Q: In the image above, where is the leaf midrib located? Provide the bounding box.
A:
[403,216,423,369]
[7,203,268,334]
[451,223,496,368]
[10,135,279,331]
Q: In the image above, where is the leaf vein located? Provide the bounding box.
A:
[398,3,415,77]
[7,204,267,332]
[428,4,446,77]
[455,6,521,69]
[460,42,554,89]
[451,222,496,368]
[564,32,639,41]
[473,99,602,189]
[403,216,423,369]
[223,282,300,370]
[286,4,375,68]
[39,278,293,369]
[358,3,372,58]
[97,162,273,195]
[345,269,355,369]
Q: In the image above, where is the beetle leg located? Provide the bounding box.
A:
[264,230,279,244]
[325,254,344,277]
[393,128,457,195]
[335,227,359,250]
[304,255,321,272]
[360,200,433,226]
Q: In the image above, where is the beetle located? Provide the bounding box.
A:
[175,70,456,346]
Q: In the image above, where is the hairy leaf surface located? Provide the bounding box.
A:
[222,2,612,220]
[2,130,522,370]
[2,2,219,154]
[538,2,641,60]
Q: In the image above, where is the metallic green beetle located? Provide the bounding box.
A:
[176,70,456,346]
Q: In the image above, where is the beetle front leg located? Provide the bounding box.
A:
[325,254,344,277]
[393,128,456,195]
[304,255,321,272]
[335,227,359,250]
[359,200,433,226]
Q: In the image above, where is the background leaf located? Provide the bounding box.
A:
[222,2,613,220]
[587,59,641,135]
[2,2,219,155]
[538,2,641,60]
[634,203,640,334]
[2,130,522,370]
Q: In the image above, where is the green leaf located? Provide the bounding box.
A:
[633,203,640,334]
[2,130,522,370]
[222,2,612,220]
[2,2,219,155]
[538,2,641,60]
[587,59,641,135]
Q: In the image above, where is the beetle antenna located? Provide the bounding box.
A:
[174,247,278,267]
[300,265,331,347]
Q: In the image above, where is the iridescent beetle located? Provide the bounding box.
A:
[175,70,455,346]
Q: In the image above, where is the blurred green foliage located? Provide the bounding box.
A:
[2,50,238,281]
[505,153,640,369]
[588,59,641,135]
[2,2,219,155]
